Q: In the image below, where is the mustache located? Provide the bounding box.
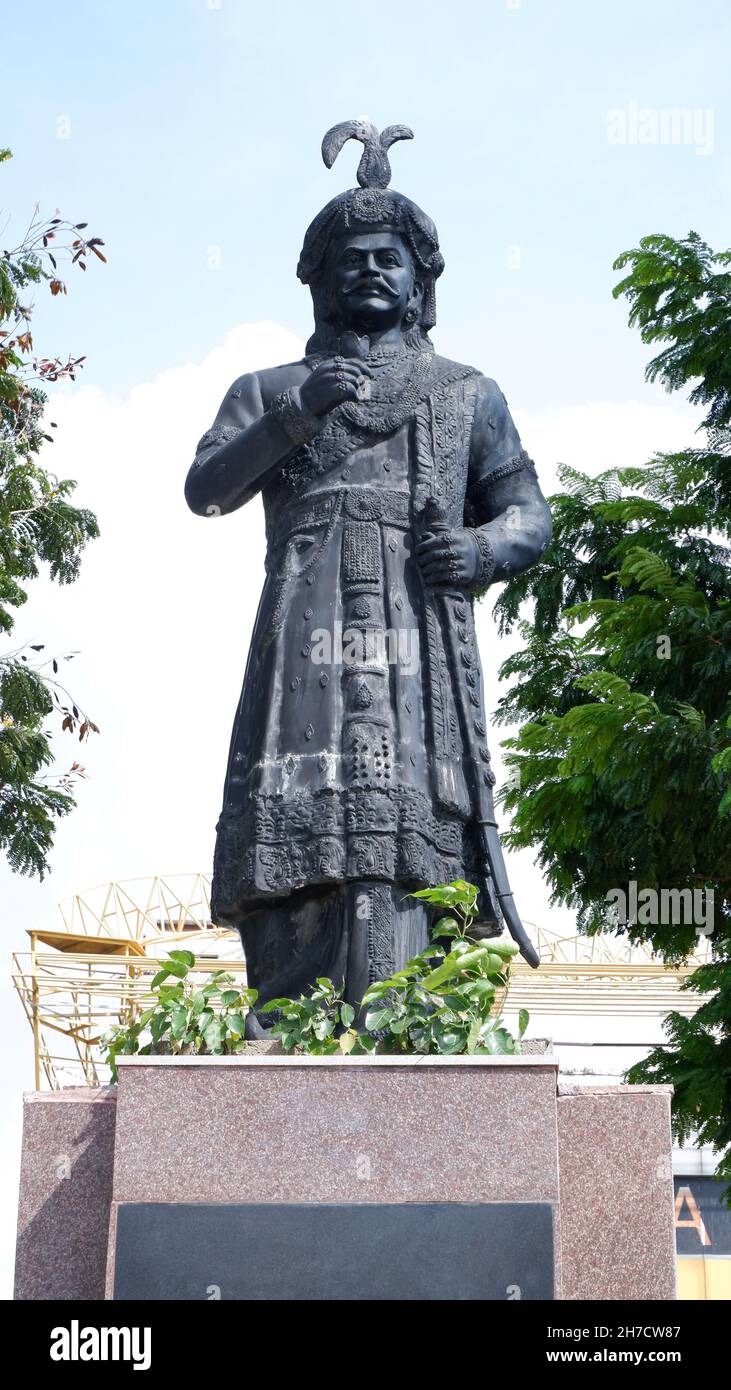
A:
[343,278,399,300]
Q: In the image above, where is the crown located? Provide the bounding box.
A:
[321,119,414,190]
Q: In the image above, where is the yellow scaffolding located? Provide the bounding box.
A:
[11,874,708,1089]
[12,873,243,1090]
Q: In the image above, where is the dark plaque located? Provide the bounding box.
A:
[114,1201,554,1301]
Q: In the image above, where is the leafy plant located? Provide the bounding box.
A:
[102,950,258,1081]
[626,993,731,1198]
[261,978,355,1055]
[263,881,528,1057]
[1,149,106,876]
[491,230,731,1194]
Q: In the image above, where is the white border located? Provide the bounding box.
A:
[114,1053,559,1069]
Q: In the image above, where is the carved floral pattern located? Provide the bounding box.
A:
[209,355,512,935]
[212,785,493,914]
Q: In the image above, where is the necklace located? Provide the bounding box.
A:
[339,351,435,427]
[366,342,425,365]
[306,337,429,369]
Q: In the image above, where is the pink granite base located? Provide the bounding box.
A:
[557,1083,677,1300]
[112,1057,560,1204]
[106,1055,563,1298]
[14,1059,677,1301]
[14,1088,117,1300]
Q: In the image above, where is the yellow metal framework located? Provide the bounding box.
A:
[12,874,243,1090]
[11,874,707,1090]
[507,923,709,1018]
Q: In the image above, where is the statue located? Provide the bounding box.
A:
[185,120,552,1032]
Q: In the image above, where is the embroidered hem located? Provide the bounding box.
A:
[211,785,493,917]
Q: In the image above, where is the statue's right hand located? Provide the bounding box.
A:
[300,357,372,416]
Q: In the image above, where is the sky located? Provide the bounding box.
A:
[1,0,729,1294]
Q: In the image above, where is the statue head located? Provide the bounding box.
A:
[297,121,445,353]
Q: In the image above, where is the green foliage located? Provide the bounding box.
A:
[493,229,731,1192]
[626,956,731,1200]
[1,151,104,877]
[613,231,731,447]
[102,951,258,1081]
[264,882,526,1057]
[261,978,356,1054]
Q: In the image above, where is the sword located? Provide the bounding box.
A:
[419,498,539,969]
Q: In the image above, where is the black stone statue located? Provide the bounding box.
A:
[185,120,551,1031]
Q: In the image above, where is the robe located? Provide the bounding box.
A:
[188,343,541,991]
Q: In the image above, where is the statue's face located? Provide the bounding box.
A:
[329,231,421,331]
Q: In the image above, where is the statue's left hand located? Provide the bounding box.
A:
[416,527,479,587]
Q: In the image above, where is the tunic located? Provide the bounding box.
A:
[190,343,536,943]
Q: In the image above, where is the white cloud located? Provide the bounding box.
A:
[4,350,695,929]
[0,322,305,1296]
[0,323,697,1294]
[2,323,305,921]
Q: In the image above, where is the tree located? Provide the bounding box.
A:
[493,232,731,1191]
[1,148,105,877]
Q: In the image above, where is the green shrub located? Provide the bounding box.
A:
[102,883,529,1074]
[265,881,528,1057]
[102,950,257,1080]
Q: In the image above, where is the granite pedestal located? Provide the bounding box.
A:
[14,1088,116,1301]
[14,1057,676,1301]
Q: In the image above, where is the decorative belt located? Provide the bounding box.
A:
[273,486,412,546]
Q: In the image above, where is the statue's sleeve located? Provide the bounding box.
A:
[465,375,536,510]
[185,372,289,516]
[191,371,264,467]
[464,375,551,588]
